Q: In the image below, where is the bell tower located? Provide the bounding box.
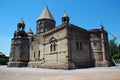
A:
[8,19,29,67]
[62,12,69,24]
[36,6,56,34]
[17,19,25,31]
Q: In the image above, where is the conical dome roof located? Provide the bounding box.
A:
[37,6,54,21]
[18,19,25,24]
[27,28,33,34]
[63,12,69,17]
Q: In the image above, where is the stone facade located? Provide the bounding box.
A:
[8,19,29,67]
[88,26,114,67]
[8,6,114,69]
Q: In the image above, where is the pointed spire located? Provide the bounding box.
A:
[100,22,104,31]
[17,18,25,31]
[63,12,69,17]
[101,25,104,30]
[18,18,25,24]
[62,12,70,24]
[37,6,54,21]
[28,28,33,34]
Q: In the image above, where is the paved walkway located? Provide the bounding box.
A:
[0,65,120,80]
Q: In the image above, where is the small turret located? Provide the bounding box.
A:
[27,28,34,37]
[27,28,33,35]
[8,19,29,67]
[17,19,25,31]
[14,19,27,37]
[62,12,69,24]
[100,24,104,31]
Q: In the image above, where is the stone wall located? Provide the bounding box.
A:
[28,26,69,69]
[88,29,114,67]
[67,25,92,68]
[8,37,29,67]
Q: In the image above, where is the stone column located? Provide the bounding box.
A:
[101,31,106,61]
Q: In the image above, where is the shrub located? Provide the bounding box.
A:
[0,58,7,65]
[113,54,120,59]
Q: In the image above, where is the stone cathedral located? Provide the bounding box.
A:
[8,6,114,69]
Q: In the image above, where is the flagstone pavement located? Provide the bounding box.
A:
[0,65,120,80]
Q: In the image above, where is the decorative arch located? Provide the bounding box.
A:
[49,37,57,52]
[49,37,57,43]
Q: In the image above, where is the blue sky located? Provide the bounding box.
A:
[0,0,120,55]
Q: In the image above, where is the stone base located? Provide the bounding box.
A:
[28,61,93,69]
[68,61,93,69]
[28,61,69,69]
[102,61,115,67]
[95,61,115,67]
[7,61,28,67]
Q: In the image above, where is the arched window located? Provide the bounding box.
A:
[53,43,56,51]
[31,37,33,42]
[40,27,43,32]
[38,50,40,57]
[76,42,79,50]
[34,52,35,58]
[80,42,82,50]
[50,44,52,52]
[45,28,48,32]
[93,42,97,47]
[31,45,33,51]
[50,43,56,52]
[50,37,57,52]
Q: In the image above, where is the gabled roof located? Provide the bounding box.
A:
[50,37,57,43]
[37,6,54,21]
[43,23,87,37]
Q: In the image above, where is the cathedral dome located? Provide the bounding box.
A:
[36,6,56,34]
[37,6,54,21]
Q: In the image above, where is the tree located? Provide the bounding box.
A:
[0,58,6,65]
[109,39,120,59]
